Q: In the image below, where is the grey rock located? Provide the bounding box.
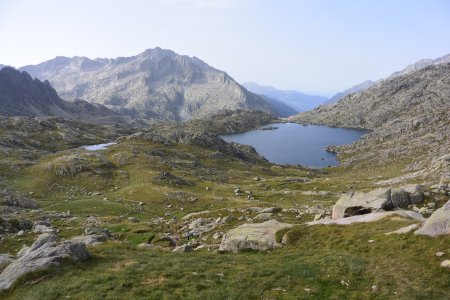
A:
[415,199,450,237]
[0,254,14,269]
[390,189,410,208]
[332,188,391,219]
[69,234,108,246]
[441,260,450,268]
[172,244,193,253]
[253,213,274,222]
[0,233,89,291]
[385,224,419,235]
[219,220,292,253]
[84,226,110,236]
[187,218,216,236]
[32,224,56,234]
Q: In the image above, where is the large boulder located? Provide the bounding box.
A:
[0,233,89,291]
[415,199,450,237]
[332,188,391,219]
[332,185,424,219]
[219,220,292,253]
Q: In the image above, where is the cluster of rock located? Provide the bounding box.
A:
[328,184,450,238]
[332,185,424,219]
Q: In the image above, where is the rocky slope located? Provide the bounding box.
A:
[0,67,136,125]
[292,63,450,183]
[325,54,450,105]
[243,82,327,112]
[20,48,275,120]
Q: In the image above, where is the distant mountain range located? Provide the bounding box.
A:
[242,82,328,113]
[325,80,375,105]
[257,95,298,118]
[0,67,132,124]
[19,48,275,121]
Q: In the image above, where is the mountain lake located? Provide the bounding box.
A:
[221,123,368,168]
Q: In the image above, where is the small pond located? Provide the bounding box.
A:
[80,142,117,151]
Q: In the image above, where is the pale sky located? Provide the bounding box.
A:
[0,0,449,95]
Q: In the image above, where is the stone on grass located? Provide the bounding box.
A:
[219,220,292,253]
[385,224,419,235]
[441,260,450,268]
[415,199,450,237]
[172,244,193,253]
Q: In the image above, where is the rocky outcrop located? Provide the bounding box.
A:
[219,220,292,253]
[332,186,424,219]
[0,233,89,291]
[308,210,424,226]
[415,199,450,237]
[126,111,272,162]
[20,48,276,120]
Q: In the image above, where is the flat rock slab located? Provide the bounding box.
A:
[308,210,424,226]
[385,224,419,235]
[219,220,292,253]
[415,199,450,237]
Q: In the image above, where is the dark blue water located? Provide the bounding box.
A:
[221,123,367,168]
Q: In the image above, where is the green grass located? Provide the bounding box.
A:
[3,219,450,300]
[1,135,450,299]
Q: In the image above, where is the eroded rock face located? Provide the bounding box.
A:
[415,199,450,237]
[0,233,89,291]
[219,220,292,253]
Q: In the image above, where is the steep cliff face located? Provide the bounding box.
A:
[0,67,129,125]
[0,67,70,117]
[21,48,275,121]
[292,63,450,183]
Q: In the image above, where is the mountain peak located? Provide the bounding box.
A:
[19,49,275,120]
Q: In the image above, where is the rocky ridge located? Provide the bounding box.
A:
[20,48,275,120]
[0,67,138,125]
